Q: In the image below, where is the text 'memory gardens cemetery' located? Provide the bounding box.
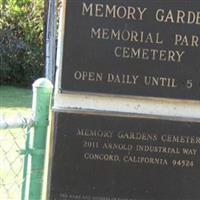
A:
[50,113,200,199]
[50,1,200,200]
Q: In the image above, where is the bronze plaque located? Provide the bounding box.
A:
[60,0,200,100]
[50,112,200,199]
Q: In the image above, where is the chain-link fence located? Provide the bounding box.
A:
[0,78,53,200]
[0,115,33,200]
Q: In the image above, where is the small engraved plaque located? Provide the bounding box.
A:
[50,112,200,199]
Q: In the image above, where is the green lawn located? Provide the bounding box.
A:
[0,86,32,117]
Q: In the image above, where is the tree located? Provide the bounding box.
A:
[0,0,44,86]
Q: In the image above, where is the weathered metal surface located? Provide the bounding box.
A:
[50,112,200,200]
[59,0,200,100]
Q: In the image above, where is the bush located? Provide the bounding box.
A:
[0,0,44,86]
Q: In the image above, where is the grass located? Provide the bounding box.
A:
[0,85,32,199]
[0,85,32,117]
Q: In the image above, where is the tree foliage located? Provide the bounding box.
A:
[0,0,44,86]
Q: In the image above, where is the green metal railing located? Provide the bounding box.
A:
[21,78,53,200]
[0,78,53,200]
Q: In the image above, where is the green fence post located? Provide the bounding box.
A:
[21,127,31,200]
[29,78,53,200]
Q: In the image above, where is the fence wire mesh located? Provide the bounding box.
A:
[0,115,33,200]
